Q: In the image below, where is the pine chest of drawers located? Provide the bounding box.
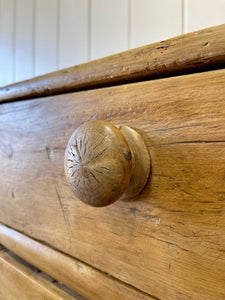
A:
[1,24,225,300]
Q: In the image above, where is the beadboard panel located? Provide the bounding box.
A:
[59,0,88,69]
[0,0,225,86]
[130,0,182,48]
[0,0,15,87]
[35,0,58,76]
[90,0,129,60]
[185,0,225,32]
[15,0,34,82]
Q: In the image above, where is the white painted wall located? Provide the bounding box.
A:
[0,0,225,87]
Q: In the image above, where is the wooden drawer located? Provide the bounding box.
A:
[0,246,85,300]
[1,24,225,300]
[1,67,225,299]
[0,227,150,300]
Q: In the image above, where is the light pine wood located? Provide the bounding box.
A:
[65,120,132,207]
[0,246,83,300]
[119,125,150,200]
[0,225,154,300]
[1,69,225,299]
[1,24,225,103]
[64,120,150,206]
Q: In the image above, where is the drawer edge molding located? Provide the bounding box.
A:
[0,223,156,300]
[1,24,225,103]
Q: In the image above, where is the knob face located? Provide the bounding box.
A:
[64,120,132,207]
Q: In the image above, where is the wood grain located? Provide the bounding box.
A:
[0,225,153,300]
[1,24,225,103]
[64,120,150,206]
[64,120,132,207]
[1,69,225,299]
[0,245,83,300]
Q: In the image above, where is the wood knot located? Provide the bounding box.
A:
[124,151,132,161]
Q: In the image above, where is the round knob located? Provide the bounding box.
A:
[64,120,150,207]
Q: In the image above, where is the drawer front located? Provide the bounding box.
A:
[0,225,151,300]
[1,69,225,299]
[0,246,82,300]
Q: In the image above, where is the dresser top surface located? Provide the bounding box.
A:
[0,23,225,104]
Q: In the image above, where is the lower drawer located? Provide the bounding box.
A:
[1,69,225,299]
[0,224,151,300]
[0,245,83,300]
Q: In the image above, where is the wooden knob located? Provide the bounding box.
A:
[64,120,150,207]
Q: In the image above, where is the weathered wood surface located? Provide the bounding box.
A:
[1,69,225,299]
[0,245,84,300]
[0,225,153,300]
[1,24,225,103]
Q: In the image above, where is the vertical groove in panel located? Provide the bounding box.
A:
[15,0,34,82]
[127,0,131,49]
[56,0,60,70]
[35,0,58,76]
[88,0,92,61]
[182,0,187,34]
[32,0,36,77]
[91,0,129,60]
[0,0,15,87]
[131,0,182,48]
[59,0,88,69]
[12,0,16,83]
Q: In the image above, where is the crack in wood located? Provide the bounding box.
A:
[55,186,73,254]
